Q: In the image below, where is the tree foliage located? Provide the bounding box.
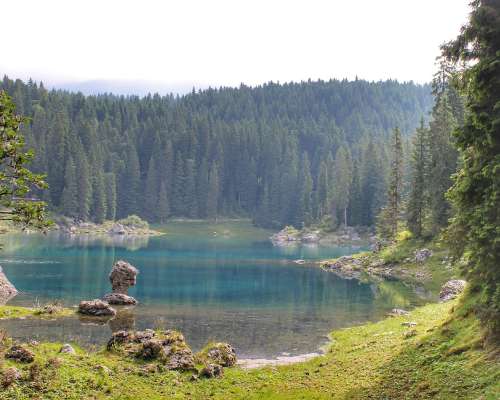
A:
[442,0,500,335]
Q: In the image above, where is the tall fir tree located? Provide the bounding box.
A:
[407,119,429,237]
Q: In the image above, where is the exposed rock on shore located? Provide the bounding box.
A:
[271,226,371,247]
[78,299,116,317]
[439,280,466,302]
[54,216,162,237]
[5,345,35,363]
[0,266,18,305]
[107,329,196,371]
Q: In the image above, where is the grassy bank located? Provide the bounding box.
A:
[0,304,74,320]
[0,299,498,399]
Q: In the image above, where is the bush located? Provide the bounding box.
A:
[117,215,149,229]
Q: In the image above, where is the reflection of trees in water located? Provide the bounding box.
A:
[55,233,150,251]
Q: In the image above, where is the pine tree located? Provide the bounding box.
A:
[157,180,170,223]
[105,173,117,220]
[120,145,140,217]
[61,156,78,217]
[407,119,429,237]
[428,92,458,234]
[184,159,198,218]
[332,146,353,227]
[384,127,404,238]
[144,156,159,221]
[75,152,92,220]
[207,162,219,221]
[92,169,107,223]
[442,0,500,333]
[297,152,313,227]
[317,160,330,220]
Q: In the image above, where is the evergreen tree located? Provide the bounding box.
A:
[297,152,313,227]
[105,173,117,220]
[332,146,353,227]
[75,152,92,220]
[385,127,404,238]
[207,162,219,221]
[157,180,170,223]
[144,156,159,221]
[407,119,429,237]
[61,156,78,217]
[428,93,458,234]
[91,168,107,223]
[443,0,500,334]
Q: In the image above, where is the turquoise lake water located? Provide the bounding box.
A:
[0,221,426,358]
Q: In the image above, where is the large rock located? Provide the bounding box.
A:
[165,348,195,371]
[108,223,126,235]
[102,292,138,305]
[108,260,138,294]
[439,280,466,302]
[78,299,116,317]
[0,266,18,305]
[5,345,35,363]
[415,248,433,263]
[204,343,237,367]
[200,363,224,378]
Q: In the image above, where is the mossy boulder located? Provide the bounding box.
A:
[196,342,237,367]
[106,329,195,371]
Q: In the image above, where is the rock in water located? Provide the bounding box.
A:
[0,266,18,305]
[78,299,116,316]
[103,293,138,305]
[439,280,467,302]
[5,345,35,363]
[109,260,138,294]
[103,260,139,305]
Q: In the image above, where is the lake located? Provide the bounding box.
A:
[0,221,425,358]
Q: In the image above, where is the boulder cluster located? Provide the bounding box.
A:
[106,329,237,378]
[78,260,139,317]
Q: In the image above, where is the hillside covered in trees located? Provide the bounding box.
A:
[1,77,433,228]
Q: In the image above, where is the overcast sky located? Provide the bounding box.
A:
[2,0,470,90]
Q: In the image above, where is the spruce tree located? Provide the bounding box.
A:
[332,146,353,227]
[61,156,78,218]
[428,93,458,234]
[443,0,500,334]
[157,180,170,223]
[207,162,219,221]
[386,127,404,238]
[407,119,429,237]
[105,173,117,221]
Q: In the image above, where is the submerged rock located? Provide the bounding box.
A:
[0,266,18,305]
[5,345,35,363]
[78,299,116,317]
[103,292,138,305]
[439,280,466,302]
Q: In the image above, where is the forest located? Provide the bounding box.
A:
[0,77,438,229]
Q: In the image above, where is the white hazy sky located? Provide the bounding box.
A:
[2,0,470,88]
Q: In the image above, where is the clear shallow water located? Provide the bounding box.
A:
[0,221,425,358]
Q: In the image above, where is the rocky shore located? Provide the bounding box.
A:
[271,226,373,247]
[54,215,163,237]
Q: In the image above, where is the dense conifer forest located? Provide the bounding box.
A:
[1,77,434,228]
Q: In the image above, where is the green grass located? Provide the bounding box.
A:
[0,304,74,320]
[1,299,498,399]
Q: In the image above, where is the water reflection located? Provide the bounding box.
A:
[0,223,427,357]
